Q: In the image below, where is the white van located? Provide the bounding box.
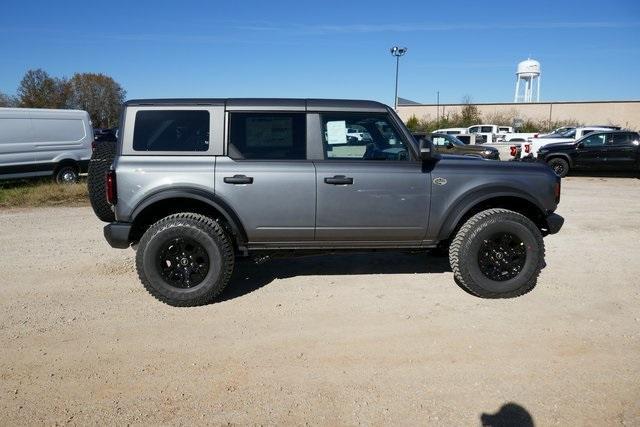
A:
[0,108,93,182]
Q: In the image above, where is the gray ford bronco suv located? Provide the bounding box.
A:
[88,98,563,306]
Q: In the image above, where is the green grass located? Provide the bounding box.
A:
[0,178,89,209]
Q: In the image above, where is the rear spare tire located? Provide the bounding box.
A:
[88,140,116,222]
[136,213,235,306]
[449,208,545,298]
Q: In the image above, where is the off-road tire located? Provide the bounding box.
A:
[88,140,117,222]
[547,157,569,178]
[136,213,235,306]
[449,208,545,298]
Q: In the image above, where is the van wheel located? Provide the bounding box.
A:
[54,165,79,184]
[449,209,544,298]
[547,157,569,177]
[88,140,116,222]
[136,213,235,307]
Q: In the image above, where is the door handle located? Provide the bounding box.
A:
[224,175,253,184]
[324,175,354,185]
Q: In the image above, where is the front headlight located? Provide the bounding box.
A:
[484,150,495,155]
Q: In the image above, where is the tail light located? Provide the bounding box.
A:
[554,180,561,203]
[524,143,531,154]
[91,141,97,151]
[534,133,539,138]
[106,170,117,205]
[509,146,517,157]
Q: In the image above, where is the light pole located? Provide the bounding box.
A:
[390,46,407,110]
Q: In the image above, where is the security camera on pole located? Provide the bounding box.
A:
[390,46,407,110]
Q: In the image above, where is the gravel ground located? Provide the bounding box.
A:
[1,176,639,425]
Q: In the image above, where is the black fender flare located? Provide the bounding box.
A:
[129,187,248,245]
[436,186,545,241]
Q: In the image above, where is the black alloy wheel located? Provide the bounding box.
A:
[158,237,210,288]
[477,232,527,281]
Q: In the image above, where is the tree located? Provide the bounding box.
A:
[405,115,420,131]
[0,92,18,107]
[17,69,70,108]
[460,95,481,126]
[68,73,126,128]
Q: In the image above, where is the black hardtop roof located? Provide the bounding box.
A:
[124,98,389,112]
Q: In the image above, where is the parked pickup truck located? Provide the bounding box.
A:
[526,126,612,158]
[467,124,537,143]
[88,98,563,306]
[537,130,640,177]
[412,132,500,160]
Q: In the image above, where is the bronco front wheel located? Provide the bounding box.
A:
[449,209,545,298]
[136,213,234,306]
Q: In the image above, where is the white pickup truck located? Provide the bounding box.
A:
[467,124,537,143]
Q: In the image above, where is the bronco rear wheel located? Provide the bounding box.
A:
[136,213,234,306]
[449,208,545,298]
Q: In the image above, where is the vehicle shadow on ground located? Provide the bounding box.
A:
[480,402,534,426]
[217,251,451,302]
[568,171,640,179]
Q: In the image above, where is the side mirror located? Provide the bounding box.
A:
[419,138,432,161]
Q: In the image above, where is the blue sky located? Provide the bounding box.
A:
[1,0,639,105]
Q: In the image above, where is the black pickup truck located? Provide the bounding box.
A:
[412,132,500,160]
[537,130,640,177]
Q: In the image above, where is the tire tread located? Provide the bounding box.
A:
[449,208,545,298]
[136,213,235,307]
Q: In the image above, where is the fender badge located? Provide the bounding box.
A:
[433,177,447,186]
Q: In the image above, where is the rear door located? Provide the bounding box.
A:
[214,108,316,243]
[574,133,608,169]
[604,132,639,170]
[312,111,430,243]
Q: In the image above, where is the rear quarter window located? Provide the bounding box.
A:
[133,110,210,152]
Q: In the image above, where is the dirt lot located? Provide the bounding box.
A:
[1,177,639,425]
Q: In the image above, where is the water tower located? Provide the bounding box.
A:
[514,59,541,103]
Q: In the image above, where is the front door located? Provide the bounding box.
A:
[313,112,430,242]
[574,133,608,169]
[215,112,316,242]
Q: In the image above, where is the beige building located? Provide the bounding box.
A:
[397,100,640,130]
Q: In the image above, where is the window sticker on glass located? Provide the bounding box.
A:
[245,117,293,147]
[326,120,347,145]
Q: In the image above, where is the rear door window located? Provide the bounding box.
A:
[133,110,210,151]
[228,113,306,160]
[609,133,634,146]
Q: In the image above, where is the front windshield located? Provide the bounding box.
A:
[557,129,576,138]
